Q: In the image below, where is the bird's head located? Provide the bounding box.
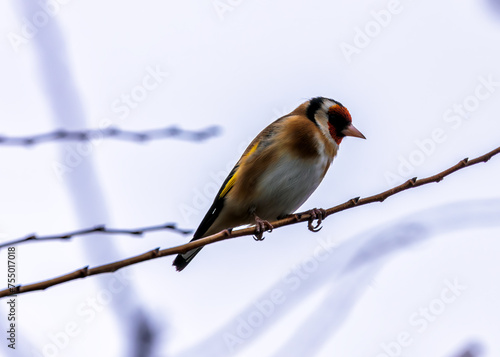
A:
[306,97,366,145]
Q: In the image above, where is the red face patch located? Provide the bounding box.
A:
[328,105,352,122]
[327,105,352,145]
[328,122,343,145]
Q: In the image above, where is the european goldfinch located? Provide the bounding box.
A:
[173,97,365,271]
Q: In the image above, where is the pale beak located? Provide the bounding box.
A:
[341,124,366,139]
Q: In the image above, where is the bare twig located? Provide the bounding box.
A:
[1,145,499,298]
[0,223,192,249]
[0,126,220,147]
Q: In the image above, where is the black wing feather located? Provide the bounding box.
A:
[192,164,238,239]
[172,165,238,271]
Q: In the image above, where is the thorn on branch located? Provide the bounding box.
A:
[79,266,90,278]
[9,285,20,294]
[350,197,361,205]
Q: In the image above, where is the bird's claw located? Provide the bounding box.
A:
[253,216,273,241]
[307,208,327,232]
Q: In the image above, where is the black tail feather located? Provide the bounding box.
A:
[172,247,203,272]
[173,163,236,271]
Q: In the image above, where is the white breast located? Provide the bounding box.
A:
[253,149,332,220]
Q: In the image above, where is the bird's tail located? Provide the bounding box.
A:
[172,246,203,272]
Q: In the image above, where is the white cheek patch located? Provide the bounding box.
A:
[322,100,337,112]
[314,110,338,147]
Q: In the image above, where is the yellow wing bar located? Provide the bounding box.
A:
[218,142,259,198]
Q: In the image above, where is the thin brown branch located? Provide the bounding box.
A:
[0,125,220,147]
[0,223,193,249]
[1,145,499,298]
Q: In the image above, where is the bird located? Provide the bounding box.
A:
[173,97,365,271]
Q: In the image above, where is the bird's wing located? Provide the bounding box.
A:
[192,166,237,239]
[192,141,259,239]
[174,116,290,270]
[192,117,288,239]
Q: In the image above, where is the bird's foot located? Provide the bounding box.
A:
[253,214,273,241]
[221,228,233,237]
[307,208,327,232]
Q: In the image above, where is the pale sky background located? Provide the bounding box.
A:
[1,0,500,356]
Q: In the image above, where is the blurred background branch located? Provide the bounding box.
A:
[0,222,192,249]
[0,125,220,146]
[450,342,484,357]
